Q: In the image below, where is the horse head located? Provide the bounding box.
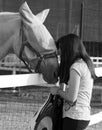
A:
[19,2,59,84]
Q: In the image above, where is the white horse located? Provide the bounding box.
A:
[0,2,59,83]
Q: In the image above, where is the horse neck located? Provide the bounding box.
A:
[0,12,21,60]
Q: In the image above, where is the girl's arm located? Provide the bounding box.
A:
[57,69,80,103]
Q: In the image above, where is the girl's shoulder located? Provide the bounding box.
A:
[71,59,86,69]
[71,59,88,76]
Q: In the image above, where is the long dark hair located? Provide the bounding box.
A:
[56,34,96,84]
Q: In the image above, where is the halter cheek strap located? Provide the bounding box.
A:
[19,22,42,73]
[19,22,33,73]
[19,41,43,73]
[19,42,33,73]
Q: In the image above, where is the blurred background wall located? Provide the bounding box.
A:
[0,0,102,71]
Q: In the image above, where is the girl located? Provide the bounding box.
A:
[50,34,96,130]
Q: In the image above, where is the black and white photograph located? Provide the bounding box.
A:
[0,0,102,130]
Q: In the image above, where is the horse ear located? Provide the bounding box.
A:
[36,9,50,23]
[19,1,56,53]
[19,1,34,23]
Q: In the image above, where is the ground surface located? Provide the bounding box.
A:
[0,86,101,130]
[0,100,101,130]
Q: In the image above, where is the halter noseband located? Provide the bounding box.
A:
[19,23,57,73]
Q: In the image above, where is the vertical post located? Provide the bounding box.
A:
[0,0,3,11]
[12,66,16,74]
[80,1,84,40]
[2,0,5,11]
[65,0,73,33]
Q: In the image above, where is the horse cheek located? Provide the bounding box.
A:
[30,59,39,70]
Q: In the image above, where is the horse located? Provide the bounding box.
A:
[0,1,59,84]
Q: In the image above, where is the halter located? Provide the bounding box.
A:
[19,22,57,73]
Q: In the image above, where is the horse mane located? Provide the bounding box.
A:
[0,12,20,22]
[0,12,19,15]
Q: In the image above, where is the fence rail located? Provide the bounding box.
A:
[91,57,102,67]
[0,74,101,128]
[0,55,102,73]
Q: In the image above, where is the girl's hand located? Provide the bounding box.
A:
[50,86,59,95]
